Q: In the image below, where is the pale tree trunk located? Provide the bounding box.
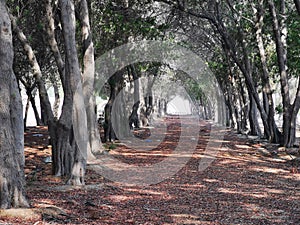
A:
[56,0,87,185]
[268,0,300,147]
[76,0,102,158]
[50,78,60,120]
[254,0,281,142]
[239,79,249,132]
[112,86,130,138]
[0,0,29,208]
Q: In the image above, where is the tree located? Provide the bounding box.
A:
[0,0,29,208]
[50,0,88,184]
[268,0,300,147]
[77,0,103,158]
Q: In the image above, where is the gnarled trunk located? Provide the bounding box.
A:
[53,0,87,185]
[0,1,29,208]
[77,0,102,158]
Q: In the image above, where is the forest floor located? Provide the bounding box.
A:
[1,116,300,225]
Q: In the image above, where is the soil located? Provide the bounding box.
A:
[1,116,300,225]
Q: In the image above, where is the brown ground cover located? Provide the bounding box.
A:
[1,117,300,224]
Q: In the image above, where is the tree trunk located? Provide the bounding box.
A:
[55,0,87,185]
[238,19,263,136]
[24,95,30,130]
[112,86,130,138]
[211,3,272,138]
[104,71,124,142]
[0,0,29,208]
[76,0,102,158]
[248,94,262,136]
[10,11,59,177]
[268,0,299,147]
[29,91,43,126]
[51,78,60,120]
[221,75,236,128]
[254,0,281,142]
[141,75,156,125]
[128,65,140,129]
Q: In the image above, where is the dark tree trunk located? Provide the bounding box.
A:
[248,94,262,136]
[294,0,300,15]
[104,71,124,142]
[268,0,300,147]
[24,95,30,130]
[28,91,43,126]
[0,1,29,208]
[129,101,140,129]
[223,84,235,128]
[128,65,140,129]
[255,0,281,142]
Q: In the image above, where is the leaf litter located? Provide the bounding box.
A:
[1,117,300,225]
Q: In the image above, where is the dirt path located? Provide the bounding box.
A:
[1,117,300,224]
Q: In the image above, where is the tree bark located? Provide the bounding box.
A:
[128,65,141,129]
[268,0,300,147]
[76,0,102,158]
[51,78,60,120]
[254,0,281,142]
[104,71,124,142]
[0,0,29,208]
[248,94,262,136]
[56,0,87,185]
